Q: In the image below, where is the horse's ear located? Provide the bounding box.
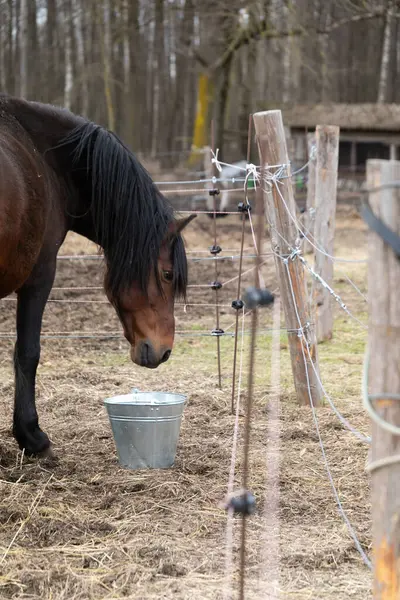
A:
[167,214,197,238]
[176,214,197,233]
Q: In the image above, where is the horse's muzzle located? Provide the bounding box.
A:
[132,340,171,368]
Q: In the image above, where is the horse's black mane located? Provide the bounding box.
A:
[57,120,188,299]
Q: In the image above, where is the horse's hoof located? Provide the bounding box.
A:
[37,446,59,465]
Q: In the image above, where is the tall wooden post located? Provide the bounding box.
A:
[366,159,400,599]
[303,132,316,254]
[253,110,322,407]
[313,125,339,343]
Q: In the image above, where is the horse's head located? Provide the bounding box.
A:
[108,215,195,369]
[56,120,197,368]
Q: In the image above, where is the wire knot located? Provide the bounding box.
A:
[211,148,222,172]
[283,248,301,264]
[296,322,310,337]
[245,163,260,189]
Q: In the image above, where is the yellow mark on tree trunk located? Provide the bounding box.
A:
[375,535,399,598]
[188,73,212,166]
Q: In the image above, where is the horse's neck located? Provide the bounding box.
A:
[3,96,99,244]
[3,96,80,154]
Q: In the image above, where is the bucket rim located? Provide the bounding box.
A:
[104,391,187,407]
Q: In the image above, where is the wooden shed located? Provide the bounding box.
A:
[281,104,400,173]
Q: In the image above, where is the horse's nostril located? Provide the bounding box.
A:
[140,341,150,364]
[161,349,171,363]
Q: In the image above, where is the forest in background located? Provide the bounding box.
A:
[0,0,400,164]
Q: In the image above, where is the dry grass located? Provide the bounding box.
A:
[0,203,372,599]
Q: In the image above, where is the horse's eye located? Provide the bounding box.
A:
[162,270,174,283]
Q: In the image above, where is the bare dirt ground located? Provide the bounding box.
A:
[0,201,371,599]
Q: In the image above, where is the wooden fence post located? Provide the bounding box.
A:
[366,159,400,599]
[253,110,322,407]
[303,132,316,254]
[313,125,339,343]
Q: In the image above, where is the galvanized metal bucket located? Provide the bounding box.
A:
[104,390,187,470]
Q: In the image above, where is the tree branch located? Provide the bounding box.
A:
[207,10,389,73]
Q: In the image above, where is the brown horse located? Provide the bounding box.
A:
[0,93,195,456]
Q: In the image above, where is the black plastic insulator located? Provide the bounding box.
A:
[209,188,220,196]
[211,281,222,290]
[299,206,306,214]
[238,201,251,213]
[231,299,244,310]
[210,244,222,255]
[211,328,225,337]
[243,287,275,309]
[226,491,256,516]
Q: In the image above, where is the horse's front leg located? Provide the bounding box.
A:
[13,261,56,455]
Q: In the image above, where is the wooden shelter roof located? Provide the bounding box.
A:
[280,104,400,131]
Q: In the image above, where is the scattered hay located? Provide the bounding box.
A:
[0,206,371,598]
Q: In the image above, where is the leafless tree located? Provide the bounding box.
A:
[0,0,398,162]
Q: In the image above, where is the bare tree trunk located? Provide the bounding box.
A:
[320,1,332,102]
[144,4,155,155]
[378,0,395,103]
[126,0,140,149]
[214,57,233,160]
[152,0,168,156]
[6,0,14,93]
[281,1,291,103]
[72,0,88,115]
[113,1,125,137]
[60,0,73,110]
[26,0,38,98]
[0,7,6,90]
[173,0,194,154]
[396,19,400,102]
[97,0,115,130]
[46,0,57,103]
[19,0,27,98]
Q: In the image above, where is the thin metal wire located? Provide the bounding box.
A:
[57,253,273,264]
[179,208,243,214]
[225,307,246,600]
[155,176,247,186]
[239,184,265,600]
[0,326,292,341]
[1,298,236,308]
[222,260,269,288]
[188,253,272,262]
[284,260,372,569]
[211,120,222,389]
[186,247,253,254]
[231,115,253,415]
[161,188,243,196]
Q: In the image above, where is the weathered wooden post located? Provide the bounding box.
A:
[313,125,339,343]
[366,159,400,599]
[253,110,322,407]
[303,132,316,254]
